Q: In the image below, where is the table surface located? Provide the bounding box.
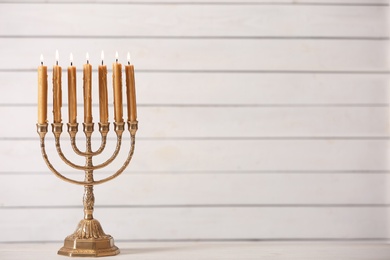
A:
[1,242,390,259]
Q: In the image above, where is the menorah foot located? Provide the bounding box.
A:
[58,219,120,257]
[58,236,119,257]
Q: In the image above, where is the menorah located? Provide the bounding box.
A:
[36,51,137,257]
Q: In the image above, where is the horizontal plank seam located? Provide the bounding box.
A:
[108,238,390,242]
[2,170,390,174]
[1,204,390,209]
[113,238,390,244]
[2,69,390,74]
[0,238,387,244]
[0,36,389,40]
[2,137,390,141]
[1,103,389,107]
[0,1,387,6]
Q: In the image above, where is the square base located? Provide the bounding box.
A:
[58,236,120,257]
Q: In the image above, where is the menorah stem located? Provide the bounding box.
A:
[83,185,95,220]
[83,123,95,220]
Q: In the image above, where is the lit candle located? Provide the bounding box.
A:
[83,52,93,123]
[112,51,123,123]
[68,53,77,123]
[125,52,137,122]
[53,50,62,123]
[99,51,108,124]
[38,54,48,124]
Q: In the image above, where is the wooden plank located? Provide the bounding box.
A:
[1,242,390,260]
[0,0,388,3]
[0,39,387,71]
[0,4,387,37]
[0,140,387,172]
[1,72,388,105]
[104,0,388,3]
[0,207,386,242]
[0,173,387,206]
[0,106,388,138]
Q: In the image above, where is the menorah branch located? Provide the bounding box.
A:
[37,123,86,186]
[92,121,138,185]
[68,123,109,156]
[53,123,125,172]
[37,121,137,186]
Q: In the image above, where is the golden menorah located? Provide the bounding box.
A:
[36,51,137,257]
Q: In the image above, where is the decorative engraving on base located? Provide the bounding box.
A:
[58,218,119,257]
[58,235,120,257]
[69,219,110,239]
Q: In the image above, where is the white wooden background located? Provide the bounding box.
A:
[0,0,389,243]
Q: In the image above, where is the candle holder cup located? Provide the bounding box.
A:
[36,119,138,257]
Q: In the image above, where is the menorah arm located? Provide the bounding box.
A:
[37,124,89,186]
[37,121,137,186]
[52,122,125,171]
[92,121,138,185]
[68,123,109,157]
[54,131,123,172]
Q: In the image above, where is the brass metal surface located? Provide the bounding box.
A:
[37,120,138,257]
[58,236,119,257]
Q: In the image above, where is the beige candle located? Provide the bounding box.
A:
[68,53,77,124]
[38,54,48,124]
[53,50,62,123]
[112,52,123,123]
[83,53,93,123]
[99,51,108,123]
[125,52,137,122]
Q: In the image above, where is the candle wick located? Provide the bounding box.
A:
[116,59,118,63]
[56,61,58,65]
[87,60,89,64]
[41,61,43,65]
[128,61,130,65]
[102,60,103,65]
[71,61,73,66]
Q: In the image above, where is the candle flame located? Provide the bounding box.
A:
[115,51,118,62]
[70,53,73,63]
[86,52,89,64]
[40,54,44,65]
[127,52,130,65]
[101,50,104,61]
[55,50,59,65]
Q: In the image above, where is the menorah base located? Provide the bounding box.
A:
[58,218,120,257]
[58,236,120,257]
